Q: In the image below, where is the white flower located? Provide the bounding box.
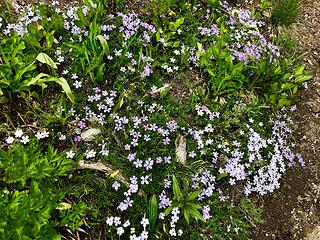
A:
[158,212,166,220]
[14,129,23,138]
[35,131,49,139]
[112,181,121,191]
[140,175,150,185]
[85,150,96,159]
[71,73,78,79]
[140,231,148,239]
[42,131,49,138]
[6,136,15,144]
[35,132,42,139]
[66,150,75,159]
[117,227,124,236]
[62,69,69,75]
[140,217,149,227]
[73,80,82,89]
[178,229,183,236]
[123,220,130,228]
[20,135,30,144]
[169,228,176,236]
[106,216,114,226]
[114,217,121,226]
[59,134,66,140]
[171,207,180,216]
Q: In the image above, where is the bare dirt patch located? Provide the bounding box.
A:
[252,0,320,239]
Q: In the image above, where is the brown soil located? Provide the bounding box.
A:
[252,0,320,239]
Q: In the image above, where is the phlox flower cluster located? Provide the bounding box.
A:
[220,1,280,62]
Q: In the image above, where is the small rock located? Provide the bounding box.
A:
[175,135,186,166]
[81,128,101,141]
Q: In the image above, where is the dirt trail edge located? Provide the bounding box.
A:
[252,0,320,239]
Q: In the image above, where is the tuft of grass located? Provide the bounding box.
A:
[271,0,301,26]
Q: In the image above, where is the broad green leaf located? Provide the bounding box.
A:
[187,202,202,210]
[174,17,185,30]
[294,65,305,76]
[14,62,37,83]
[189,208,206,222]
[278,98,291,107]
[295,75,313,83]
[149,195,158,232]
[25,73,50,87]
[45,77,74,103]
[173,41,180,48]
[160,84,171,98]
[36,53,58,69]
[183,210,190,224]
[96,63,105,81]
[96,35,110,55]
[186,190,202,201]
[156,31,161,42]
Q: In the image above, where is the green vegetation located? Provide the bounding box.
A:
[0,0,309,239]
[271,0,301,26]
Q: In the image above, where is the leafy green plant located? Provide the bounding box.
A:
[0,34,74,102]
[67,24,108,82]
[0,140,73,186]
[55,202,88,231]
[249,57,312,107]
[199,43,247,96]
[0,181,63,240]
[165,175,205,223]
[271,0,301,26]
[25,23,60,51]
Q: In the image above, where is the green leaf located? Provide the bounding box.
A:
[164,205,174,216]
[278,98,291,107]
[174,17,185,29]
[172,175,183,202]
[187,202,202,210]
[56,202,72,210]
[186,190,202,201]
[159,84,171,98]
[294,65,305,76]
[45,77,74,103]
[156,31,161,42]
[183,209,190,224]
[36,53,58,69]
[96,35,110,55]
[14,62,37,83]
[189,208,206,222]
[148,195,158,232]
[294,75,313,83]
[96,63,105,81]
[24,73,50,87]
[217,172,228,180]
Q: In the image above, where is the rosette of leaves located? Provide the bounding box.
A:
[165,175,205,224]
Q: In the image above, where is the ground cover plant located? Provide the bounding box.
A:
[0,0,311,239]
